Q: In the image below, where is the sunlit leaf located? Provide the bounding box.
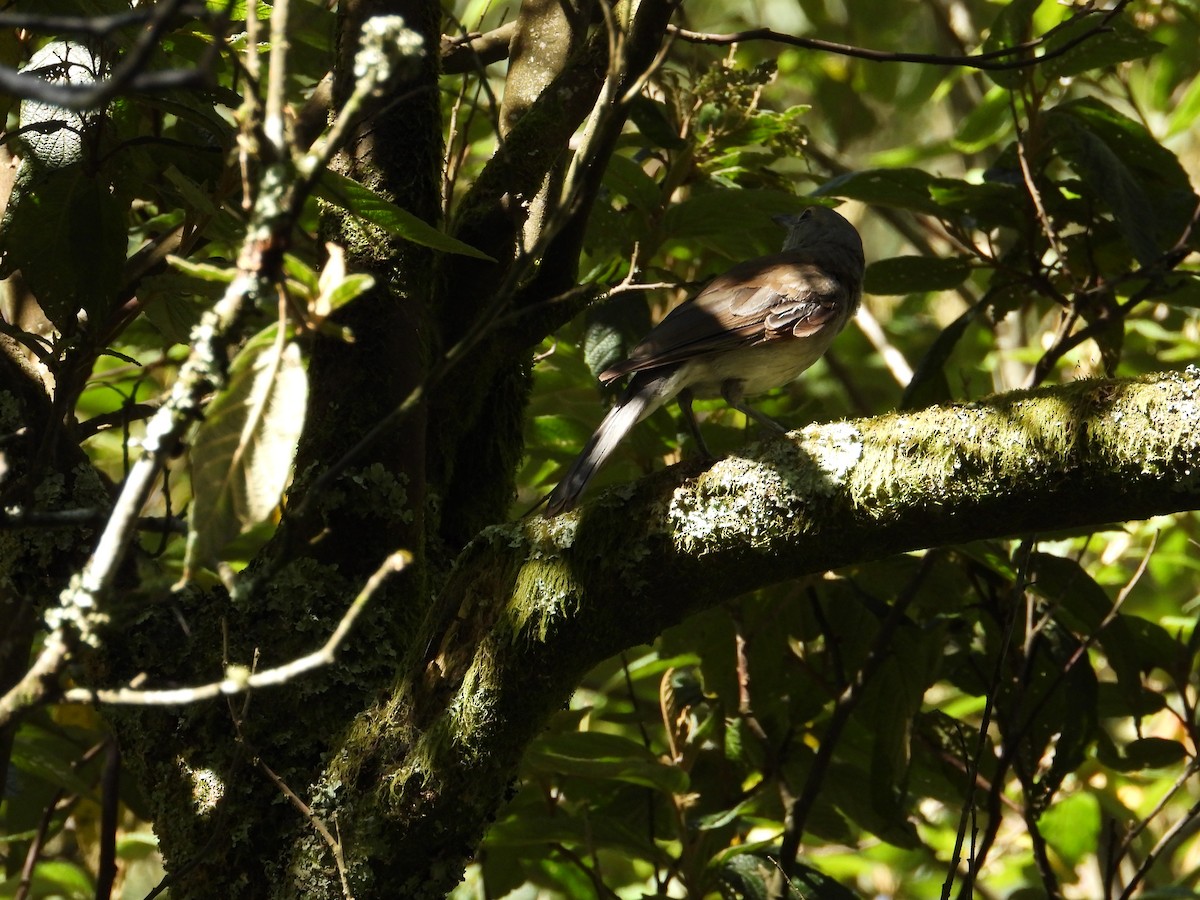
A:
[316,170,495,260]
[183,326,308,578]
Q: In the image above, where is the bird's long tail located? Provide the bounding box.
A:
[544,390,652,516]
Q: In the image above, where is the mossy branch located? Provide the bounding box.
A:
[323,367,1200,895]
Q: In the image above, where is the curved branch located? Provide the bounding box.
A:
[0,0,221,112]
[668,0,1132,72]
[330,368,1200,895]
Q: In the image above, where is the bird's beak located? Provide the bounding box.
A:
[771,213,794,227]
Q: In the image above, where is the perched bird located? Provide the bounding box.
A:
[544,205,865,516]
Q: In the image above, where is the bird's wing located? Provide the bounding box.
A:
[600,254,850,383]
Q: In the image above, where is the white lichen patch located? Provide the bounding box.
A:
[797,421,864,492]
[537,512,579,550]
[667,424,864,553]
[178,757,225,816]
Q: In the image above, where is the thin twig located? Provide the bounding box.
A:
[1028,197,1200,387]
[1108,758,1200,893]
[256,757,354,899]
[0,0,224,110]
[667,2,1131,72]
[1117,794,1200,900]
[61,550,408,705]
[773,554,937,899]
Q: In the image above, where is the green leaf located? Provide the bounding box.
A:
[1166,69,1200,139]
[864,256,973,295]
[207,0,272,18]
[523,731,688,793]
[901,302,980,409]
[628,95,686,149]
[1038,792,1100,867]
[282,253,320,292]
[9,724,98,799]
[812,168,942,215]
[661,189,807,258]
[1041,18,1164,80]
[168,255,236,283]
[953,86,1013,154]
[485,808,667,862]
[716,854,858,900]
[183,327,308,578]
[1120,737,1188,770]
[1045,99,1197,264]
[928,177,1025,230]
[603,152,662,212]
[316,170,494,260]
[5,859,94,898]
[164,163,223,218]
[18,41,104,170]
[0,163,126,333]
[323,273,376,313]
[979,0,1043,89]
[1045,109,1159,266]
[138,272,216,345]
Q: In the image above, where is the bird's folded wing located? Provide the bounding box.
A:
[600,258,849,383]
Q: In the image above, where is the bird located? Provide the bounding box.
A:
[543,205,865,516]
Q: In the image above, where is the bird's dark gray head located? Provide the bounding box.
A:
[773,206,863,260]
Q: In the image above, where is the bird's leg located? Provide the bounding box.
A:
[676,388,714,460]
[721,380,788,436]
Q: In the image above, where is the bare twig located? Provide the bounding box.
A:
[855,305,914,387]
[61,550,408,706]
[1108,758,1200,895]
[0,0,225,111]
[0,4,207,36]
[1027,196,1200,387]
[667,1,1131,72]
[1117,792,1200,900]
[944,542,1031,900]
[15,791,80,900]
[441,22,518,74]
[256,757,353,899]
[773,554,937,899]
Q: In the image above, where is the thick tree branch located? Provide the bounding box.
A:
[326,367,1200,896]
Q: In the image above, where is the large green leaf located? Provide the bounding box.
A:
[183,326,308,578]
[18,41,104,170]
[864,256,973,295]
[1038,792,1100,867]
[661,188,806,259]
[0,162,126,333]
[1045,99,1197,265]
[979,0,1043,89]
[1046,111,1159,266]
[812,168,942,215]
[523,730,688,793]
[1041,16,1164,79]
[316,170,494,260]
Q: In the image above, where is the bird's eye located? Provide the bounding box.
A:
[800,208,813,220]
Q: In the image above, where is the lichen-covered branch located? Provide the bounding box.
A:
[316,368,1200,896]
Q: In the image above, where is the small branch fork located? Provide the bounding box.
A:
[61,551,407,707]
